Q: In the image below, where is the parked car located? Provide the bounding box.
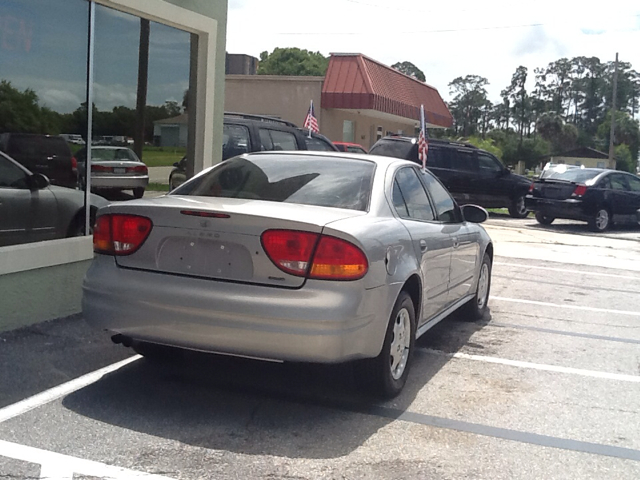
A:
[83,151,493,398]
[168,113,339,190]
[0,133,77,189]
[526,168,640,232]
[60,134,86,145]
[539,162,581,179]
[76,146,149,198]
[369,136,532,218]
[334,142,368,154]
[0,151,108,247]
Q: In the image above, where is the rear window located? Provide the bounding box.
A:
[90,148,138,161]
[369,139,417,161]
[7,136,71,157]
[549,169,601,182]
[173,155,375,211]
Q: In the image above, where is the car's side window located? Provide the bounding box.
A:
[0,156,29,189]
[419,168,460,223]
[453,150,476,171]
[626,175,640,192]
[260,129,297,151]
[394,167,435,221]
[222,124,251,160]
[304,136,334,151]
[392,179,410,217]
[477,152,503,173]
[610,174,629,191]
[598,176,611,189]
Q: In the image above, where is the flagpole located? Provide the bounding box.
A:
[420,105,426,171]
[308,100,313,138]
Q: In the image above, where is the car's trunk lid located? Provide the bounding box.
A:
[106,196,366,287]
[533,179,578,200]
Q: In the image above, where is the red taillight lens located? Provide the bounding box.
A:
[572,184,587,196]
[309,235,368,280]
[261,229,368,281]
[93,214,153,255]
[528,183,534,193]
[92,165,111,172]
[261,230,318,276]
[127,165,148,174]
[71,156,78,170]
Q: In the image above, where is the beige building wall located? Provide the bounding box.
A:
[551,156,615,169]
[225,75,421,150]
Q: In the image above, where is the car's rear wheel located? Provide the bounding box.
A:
[508,195,528,218]
[460,252,492,321]
[535,211,555,225]
[589,207,610,232]
[133,187,145,199]
[357,291,415,398]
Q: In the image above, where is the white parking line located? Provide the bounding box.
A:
[0,439,175,479]
[422,349,640,383]
[490,296,640,317]
[0,356,140,424]
[494,262,640,280]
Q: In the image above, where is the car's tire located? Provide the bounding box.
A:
[589,207,611,232]
[133,187,145,199]
[356,291,416,398]
[67,209,96,237]
[508,195,528,218]
[535,211,555,225]
[169,174,175,191]
[460,252,492,321]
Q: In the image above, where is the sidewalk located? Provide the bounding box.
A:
[148,166,172,184]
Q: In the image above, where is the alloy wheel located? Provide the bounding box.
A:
[477,262,490,310]
[389,307,411,380]
[595,209,609,231]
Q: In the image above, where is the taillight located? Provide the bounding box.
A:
[93,214,153,255]
[528,183,534,193]
[309,235,368,280]
[572,184,587,196]
[71,156,78,170]
[261,229,368,281]
[261,230,318,276]
[127,165,148,174]
[92,165,111,172]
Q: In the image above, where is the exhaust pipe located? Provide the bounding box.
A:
[111,334,133,347]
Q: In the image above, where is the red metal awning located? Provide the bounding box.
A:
[321,54,453,128]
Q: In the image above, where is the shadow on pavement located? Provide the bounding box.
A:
[62,311,491,459]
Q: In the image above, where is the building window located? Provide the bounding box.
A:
[597,162,605,168]
[376,126,383,141]
[343,120,354,143]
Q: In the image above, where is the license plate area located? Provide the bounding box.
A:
[156,236,254,280]
[113,167,126,174]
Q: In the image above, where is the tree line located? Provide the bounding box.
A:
[443,57,640,172]
[0,80,183,143]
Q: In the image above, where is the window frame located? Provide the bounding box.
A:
[392,166,436,222]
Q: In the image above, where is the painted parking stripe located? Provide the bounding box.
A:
[0,356,141,424]
[490,296,640,317]
[489,321,640,345]
[495,262,640,280]
[421,349,640,383]
[0,439,175,479]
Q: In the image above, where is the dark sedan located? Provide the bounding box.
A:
[0,151,108,247]
[526,168,640,232]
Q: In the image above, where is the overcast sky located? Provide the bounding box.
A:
[226,0,640,104]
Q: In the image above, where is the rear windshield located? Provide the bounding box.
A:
[548,169,601,182]
[7,135,70,157]
[369,139,417,161]
[173,155,375,211]
[91,148,138,161]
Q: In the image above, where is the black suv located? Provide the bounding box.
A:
[0,133,77,189]
[369,136,532,218]
[169,113,338,190]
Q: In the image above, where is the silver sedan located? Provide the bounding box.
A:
[77,146,149,198]
[82,152,493,398]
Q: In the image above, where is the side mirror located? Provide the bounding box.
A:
[461,204,488,224]
[173,162,180,168]
[29,172,50,190]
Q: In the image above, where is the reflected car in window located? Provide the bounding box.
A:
[526,168,640,232]
[83,152,493,398]
[0,151,108,247]
[76,146,149,198]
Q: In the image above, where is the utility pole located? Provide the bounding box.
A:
[608,52,618,167]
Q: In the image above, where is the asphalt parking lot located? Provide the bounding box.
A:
[1,216,639,479]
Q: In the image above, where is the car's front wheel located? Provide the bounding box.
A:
[133,187,145,199]
[589,207,610,232]
[508,195,528,218]
[460,252,492,321]
[535,211,555,225]
[357,291,415,398]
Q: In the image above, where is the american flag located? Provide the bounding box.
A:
[418,104,429,170]
[303,100,319,134]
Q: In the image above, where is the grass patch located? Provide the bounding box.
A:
[141,146,186,167]
[486,208,509,215]
[146,182,171,192]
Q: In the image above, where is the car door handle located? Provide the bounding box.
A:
[419,240,428,252]
[452,237,460,249]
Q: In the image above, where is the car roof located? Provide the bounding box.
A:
[236,150,415,169]
[88,146,132,150]
[375,135,477,149]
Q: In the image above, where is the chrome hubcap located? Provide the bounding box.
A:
[516,197,526,214]
[389,308,411,380]
[595,210,609,230]
[477,263,489,310]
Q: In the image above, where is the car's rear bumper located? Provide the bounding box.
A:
[525,196,588,220]
[82,256,391,363]
[91,175,149,189]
